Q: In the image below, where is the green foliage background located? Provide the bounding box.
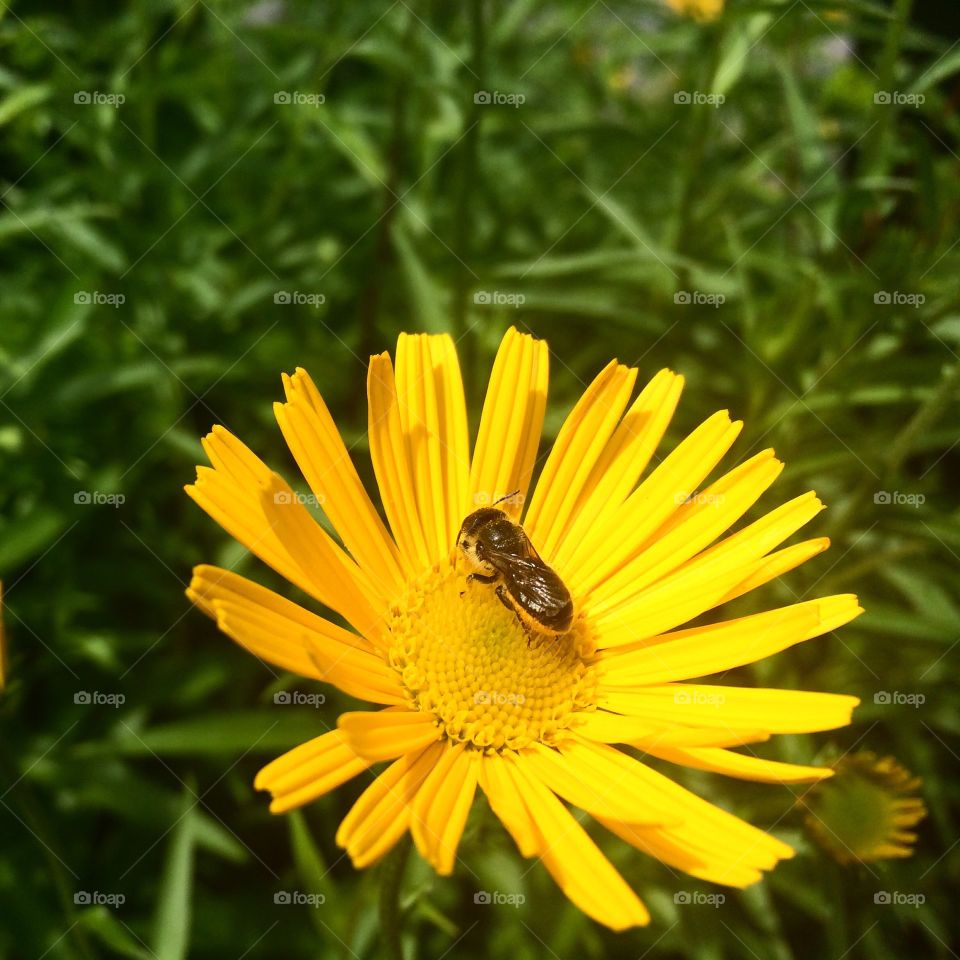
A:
[1,0,958,957]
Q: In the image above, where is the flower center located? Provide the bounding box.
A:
[387,561,599,751]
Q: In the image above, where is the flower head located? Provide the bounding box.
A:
[803,750,926,864]
[186,328,862,930]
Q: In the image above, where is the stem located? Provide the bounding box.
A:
[859,0,915,181]
[379,834,412,960]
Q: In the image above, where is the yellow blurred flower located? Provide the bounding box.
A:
[186,328,861,930]
[666,0,725,22]
[804,751,926,863]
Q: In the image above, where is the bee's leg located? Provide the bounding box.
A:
[461,570,499,598]
[467,572,499,584]
[495,586,536,644]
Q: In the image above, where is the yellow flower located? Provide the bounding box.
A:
[186,328,862,931]
[666,0,725,21]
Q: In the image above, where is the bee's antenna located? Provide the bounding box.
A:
[493,490,521,507]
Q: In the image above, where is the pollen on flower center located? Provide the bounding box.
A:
[387,562,599,751]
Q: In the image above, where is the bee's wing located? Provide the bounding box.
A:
[484,552,571,613]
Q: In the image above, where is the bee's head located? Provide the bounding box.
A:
[456,507,504,572]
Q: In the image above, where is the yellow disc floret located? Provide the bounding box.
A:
[388,561,598,751]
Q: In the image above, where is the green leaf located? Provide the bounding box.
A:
[151,787,197,960]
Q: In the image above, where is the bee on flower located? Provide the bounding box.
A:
[186,328,861,930]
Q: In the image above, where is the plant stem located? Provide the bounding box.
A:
[379,834,412,960]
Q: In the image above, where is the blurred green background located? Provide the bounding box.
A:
[1,0,958,957]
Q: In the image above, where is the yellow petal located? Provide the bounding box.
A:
[551,369,683,571]
[367,352,432,573]
[519,742,678,826]
[338,707,441,762]
[337,741,444,867]
[410,741,480,875]
[598,817,765,888]
[505,754,650,930]
[468,327,549,516]
[274,368,407,595]
[590,491,826,644]
[186,427,326,601]
[598,594,863,682]
[647,745,834,783]
[256,472,385,642]
[584,449,783,608]
[561,737,793,868]
[598,684,860,734]
[567,409,742,595]
[573,710,770,748]
[394,333,471,562]
[717,537,831,605]
[478,752,541,857]
[524,360,637,557]
[254,730,368,814]
[187,565,403,705]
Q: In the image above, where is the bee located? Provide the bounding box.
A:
[456,494,574,641]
